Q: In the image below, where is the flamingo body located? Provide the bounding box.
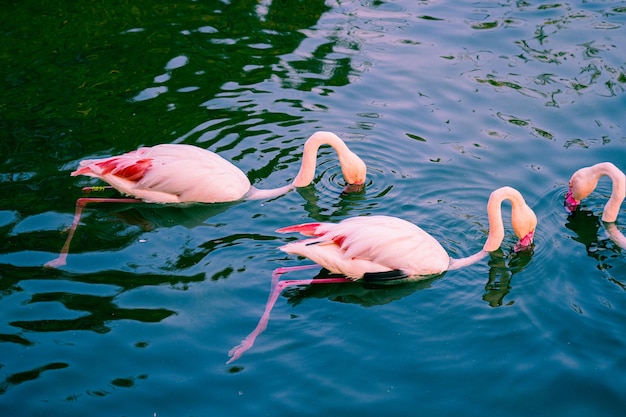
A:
[278,186,536,280]
[227,186,537,363]
[277,187,537,280]
[46,131,367,268]
[278,216,450,278]
[73,144,251,203]
[71,131,367,204]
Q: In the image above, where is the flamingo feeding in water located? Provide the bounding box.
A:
[565,162,626,248]
[45,131,367,268]
[227,186,537,363]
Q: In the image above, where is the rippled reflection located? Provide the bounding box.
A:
[565,209,626,286]
[0,362,69,396]
[458,2,626,107]
[483,248,534,307]
[0,264,205,346]
[10,292,174,334]
[281,269,440,308]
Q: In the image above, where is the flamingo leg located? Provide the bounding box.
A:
[81,185,116,194]
[269,264,322,293]
[227,267,353,364]
[44,197,142,268]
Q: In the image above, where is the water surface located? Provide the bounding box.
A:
[1,1,626,416]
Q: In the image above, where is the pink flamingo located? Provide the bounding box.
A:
[45,131,367,268]
[227,186,537,363]
[565,162,626,248]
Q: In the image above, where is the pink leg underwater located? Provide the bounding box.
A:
[81,185,116,194]
[227,265,353,364]
[44,197,142,268]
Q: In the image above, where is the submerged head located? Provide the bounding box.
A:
[338,149,367,193]
[564,186,580,213]
[564,162,625,223]
[564,165,597,214]
[511,205,537,252]
[513,230,535,252]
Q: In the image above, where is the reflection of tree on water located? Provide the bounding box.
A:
[0,266,206,395]
[133,0,352,144]
[6,0,356,214]
[1,264,205,344]
[565,209,626,289]
[0,362,68,396]
[10,291,175,334]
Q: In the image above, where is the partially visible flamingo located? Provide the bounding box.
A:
[227,186,537,363]
[565,162,626,248]
[45,131,367,268]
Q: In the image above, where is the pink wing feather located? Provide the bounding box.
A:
[277,216,450,278]
[71,144,251,203]
[73,156,153,182]
[276,223,323,236]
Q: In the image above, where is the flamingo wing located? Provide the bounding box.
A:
[278,215,450,279]
[72,144,251,203]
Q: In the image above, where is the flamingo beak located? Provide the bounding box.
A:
[564,186,579,213]
[513,230,534,252]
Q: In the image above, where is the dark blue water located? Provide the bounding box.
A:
[2,1,626,416]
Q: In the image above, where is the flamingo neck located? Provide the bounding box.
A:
[593,163,625,223]
[448,187,535,267]
[448,250,489,271]
[482,186,535,252]
[244,131,365,200]
[244,184,295,201]
[292,131,364,187]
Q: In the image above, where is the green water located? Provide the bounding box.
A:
[2,1,626,416]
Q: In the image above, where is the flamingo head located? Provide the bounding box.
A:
[513,230,534,252]
[564,186,580,213]
[564,166,599,213]
[511,200,537,252]
[339,150,367,193]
